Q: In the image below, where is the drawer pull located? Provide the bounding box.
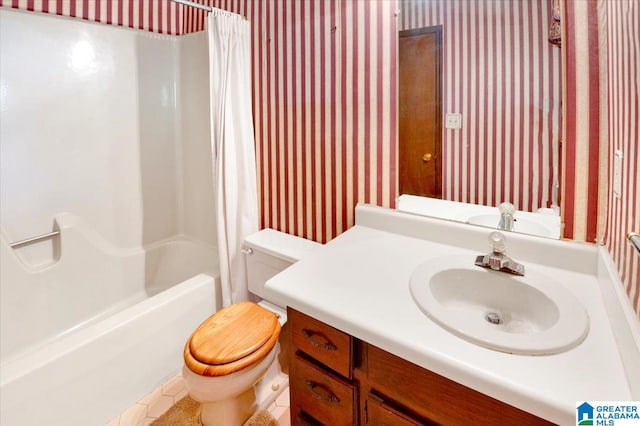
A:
[304,380,340,403]
[302,329,337,351]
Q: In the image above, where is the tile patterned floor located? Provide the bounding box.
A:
[105,373,290,426]
[266,387,291,426]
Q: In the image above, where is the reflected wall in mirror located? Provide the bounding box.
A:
[398,0,561,215]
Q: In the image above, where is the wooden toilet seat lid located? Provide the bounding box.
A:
[184,302,281,376]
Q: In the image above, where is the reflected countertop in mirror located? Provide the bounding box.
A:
[397,194,561,239]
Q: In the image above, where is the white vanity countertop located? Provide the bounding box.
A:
[265,208,635,425]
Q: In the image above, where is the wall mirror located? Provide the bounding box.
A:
[396,0,563,239]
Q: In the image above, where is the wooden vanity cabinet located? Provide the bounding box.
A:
[288,308,553,425]
[362,344,554,425]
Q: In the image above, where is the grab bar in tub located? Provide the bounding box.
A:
[10,230,60,248]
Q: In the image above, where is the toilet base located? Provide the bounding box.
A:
[254,357,289,411]
[196,372,288,426]
[195,360,289,426]
[200,388,257,426]
[183,343,287,426]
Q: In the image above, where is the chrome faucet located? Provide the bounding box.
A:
[475,231,525,276]
[497,202,516,231]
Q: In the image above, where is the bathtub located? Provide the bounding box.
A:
[0,214,219,425]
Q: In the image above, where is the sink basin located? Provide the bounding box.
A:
[409,256,589,355]
[467,214,552,238]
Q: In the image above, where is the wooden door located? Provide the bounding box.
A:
[399,26,442,198]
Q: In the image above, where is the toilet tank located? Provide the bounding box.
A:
[243,229,321,300]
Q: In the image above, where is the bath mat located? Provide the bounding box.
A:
[244,409,279,426]
[150,396,279,426]
[150,396,200,426]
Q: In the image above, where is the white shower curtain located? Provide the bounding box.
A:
[207,11,258,306]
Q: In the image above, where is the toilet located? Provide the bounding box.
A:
[182,229,321,426]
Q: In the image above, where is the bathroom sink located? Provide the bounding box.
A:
[467,214,552,238]
[409,256,589,355]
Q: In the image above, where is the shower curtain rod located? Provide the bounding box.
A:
[170,0,244,19]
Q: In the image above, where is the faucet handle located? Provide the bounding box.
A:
[488,231,506,254]
[498,202,516,215]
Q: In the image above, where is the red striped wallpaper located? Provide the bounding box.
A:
[0,0,184,34]
[400,0,562,214]
[193,0,398,243]
[603,0,639,315]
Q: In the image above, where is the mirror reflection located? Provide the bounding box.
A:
[397,0,562,239]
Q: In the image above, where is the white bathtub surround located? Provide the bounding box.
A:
[208,11,259,306]
[397,194,562,239]
[0,8,215,259]
[265,205,640,425]
[1,213,218,363]
[0,9,219,426]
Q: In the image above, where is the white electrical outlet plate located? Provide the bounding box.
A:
[445,113,462,129]
[614,149,623,198]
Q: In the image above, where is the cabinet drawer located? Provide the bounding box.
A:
[367,344,552,425]
[289,308,353,378]
[290,408,323,426]
[366,396,423,426]
[290,354,356,426]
